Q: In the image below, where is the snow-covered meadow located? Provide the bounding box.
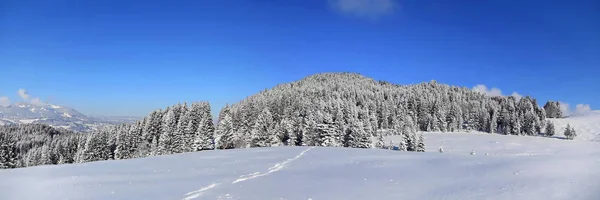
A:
[1,113,598,200]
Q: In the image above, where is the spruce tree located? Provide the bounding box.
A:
[250,108,275,147]
[216,106,235,149]
[545,121,555,137]
[416,133,426,152]
[158,107,178,155]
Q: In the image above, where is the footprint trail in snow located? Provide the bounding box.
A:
[182,147,315,199]
[232,147,315,184]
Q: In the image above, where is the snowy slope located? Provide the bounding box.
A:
[1,130,599,200]
[548,111,600,141]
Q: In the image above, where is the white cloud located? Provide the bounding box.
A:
[559,101,571,116]
[574,104,592,114]
[510,92,522,101]
[0,96,10,107]
[472,84,525,101]
[329,0,398,19]
[18,89,30,101]
[558,102,593,116]
[472,84,503,97]
[16,89,47,106]
[30,97,45,106]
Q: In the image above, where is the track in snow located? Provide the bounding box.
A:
[183,183,219,200]
[232,147,315,184]
[182,147,315,200]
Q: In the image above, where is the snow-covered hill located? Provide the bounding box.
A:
[0,102,139,132]
[548,111,600,142]
[1,113,598,200]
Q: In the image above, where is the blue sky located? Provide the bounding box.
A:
[1,0,598,117]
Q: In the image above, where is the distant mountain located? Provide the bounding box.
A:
[0,102,140,132]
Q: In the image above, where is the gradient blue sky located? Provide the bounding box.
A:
[1,0,598,117]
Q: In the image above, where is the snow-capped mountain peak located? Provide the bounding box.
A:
[0,102,139,132]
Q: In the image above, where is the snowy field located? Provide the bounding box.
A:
[1,114,599,200]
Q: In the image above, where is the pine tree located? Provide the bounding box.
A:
[544,101,563,118]
[302,112,319,146]
[0,133,18,169]
[191,102,215,151]
[157,107,179,155]
[216,106,235,149]
[344,120,371,148]
[174,104,195,153]
[374,130,385,149]
[406,131,417,152]
[545,121,555,137]
[250,108,275,147]
[318,112,342,147]
[398,133,407,151]
[114,124,130,160]
[564,124,577,140]
[416,133,426,152]
[79,130,111,163]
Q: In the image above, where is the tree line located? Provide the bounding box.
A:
[2,73,571,169]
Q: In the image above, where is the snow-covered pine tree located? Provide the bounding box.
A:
[176,104,194,153]
[0,132,18,169]
[398,133,407,151]
[544,101,563,118]
[216,105,235,149]
[545,120,555,137]
[416,133,426,152]
[190,102,215,151]
[40,144,54,165]
[250,108,276,147]
[280,118,295,146]
[343,119,371,148]
[114,124,130,160]
[564,124,573,140]
[141,109,163,156]
[318,112,342,147]
[374,130,385,149]
[79,130,112,163]
[570,126,577,140]
[158,106,178,155]
[406,131,418,152]
[301,112,319,146]
[564,124,577,140]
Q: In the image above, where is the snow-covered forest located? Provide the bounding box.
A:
[224,73,553,147]
[0,102,215,169]
[1,73,561,169]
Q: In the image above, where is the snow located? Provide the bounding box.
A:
[1,113,599,200]
[62,112,72,118]
[50,104,62,109]
[18,119,37,124]
[549,110,600,142]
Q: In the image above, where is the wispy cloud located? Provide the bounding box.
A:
[18,89,30,101]
[329,0,398,19]
[16,89,46,106]
[559,101,571,115]
[472,84,503,97]
[558,102,593,116]
[510,92,522,101]
[0,96,10,107]
[472,84,522,100]
[574,104,592,114]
